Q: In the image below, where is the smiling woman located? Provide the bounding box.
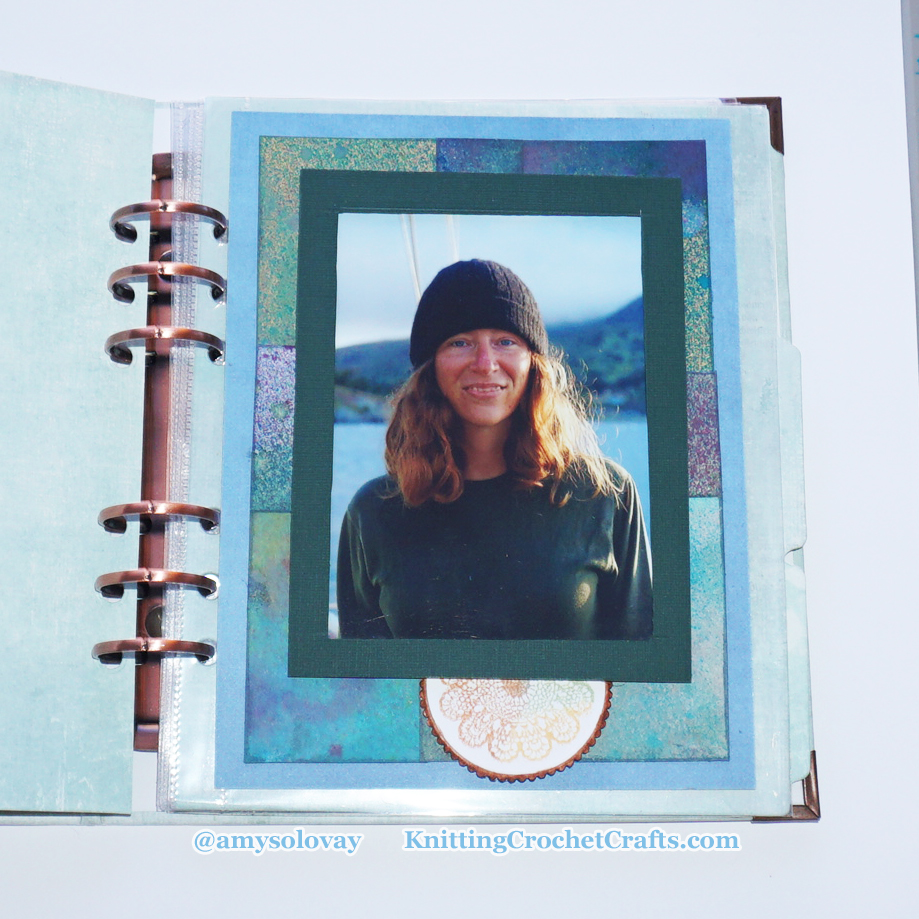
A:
[434,329,532,479]
[336,259,653,640]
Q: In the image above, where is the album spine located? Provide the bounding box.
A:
[92,154,226,750]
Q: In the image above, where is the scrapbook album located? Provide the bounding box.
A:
[0,71,815,821]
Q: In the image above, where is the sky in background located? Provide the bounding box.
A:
[335,213,642,347]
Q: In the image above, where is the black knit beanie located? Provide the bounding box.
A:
[409,259,548,368]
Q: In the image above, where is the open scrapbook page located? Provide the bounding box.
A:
[0,72,812,819]
[160,98,811,817]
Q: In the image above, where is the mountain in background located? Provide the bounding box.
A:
[334,297,646,423]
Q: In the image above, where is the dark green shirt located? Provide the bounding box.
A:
[337,467,652,640]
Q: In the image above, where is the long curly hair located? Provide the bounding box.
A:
[385,350,620,507]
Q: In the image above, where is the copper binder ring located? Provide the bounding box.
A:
[110,200,228,243]
[105,326,225,365]
[98,501,220,534]
[92,637,215,665]
[107,261,226,303]
[95,568,218,600]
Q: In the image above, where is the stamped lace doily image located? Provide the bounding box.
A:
[421,678,612,781]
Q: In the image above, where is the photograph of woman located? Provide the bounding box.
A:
[336,258,653,641]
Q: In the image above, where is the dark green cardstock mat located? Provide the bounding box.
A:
[287,170,689,681]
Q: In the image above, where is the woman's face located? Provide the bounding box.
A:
[434,328,532,432]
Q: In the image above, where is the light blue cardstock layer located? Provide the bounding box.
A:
[0,72,153,813]
[216,111,752,792]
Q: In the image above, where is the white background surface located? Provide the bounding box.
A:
[2,1,917,915]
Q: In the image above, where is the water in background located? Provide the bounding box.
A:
[328,418,650,635]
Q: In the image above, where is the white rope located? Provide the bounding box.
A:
[400,214,422,302]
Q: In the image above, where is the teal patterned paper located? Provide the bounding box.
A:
[586,498,728,760]
[244,513,420,763]
[251,346,296,512]
[688,373,723,496]
[243,135,728,763]
[258,137,436,346]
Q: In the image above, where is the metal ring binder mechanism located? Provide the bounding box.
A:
[98,502,220,535]
[93,639,215,667]
[94,568,218,600]
[107,261,226,303]
[104,326,225,365]
[109,199,228,243]
[92,154,225,750]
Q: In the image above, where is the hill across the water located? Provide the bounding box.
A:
[334,297,646,423]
